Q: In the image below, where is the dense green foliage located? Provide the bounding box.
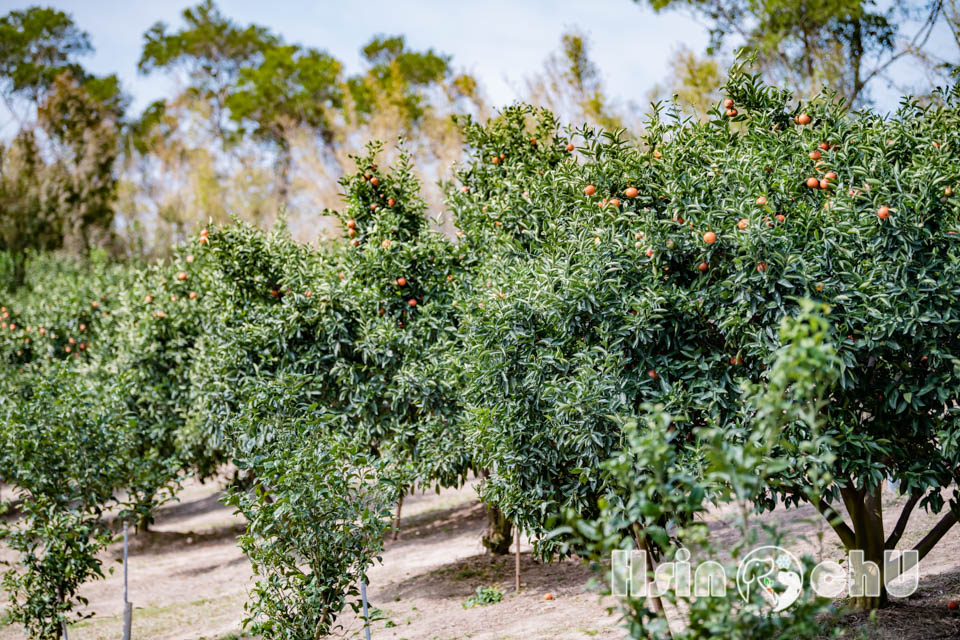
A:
[2,62,960,638]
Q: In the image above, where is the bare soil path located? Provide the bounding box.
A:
[2,478,959,640]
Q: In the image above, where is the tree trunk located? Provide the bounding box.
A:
[843,483,889,610]
[481,502,513,555]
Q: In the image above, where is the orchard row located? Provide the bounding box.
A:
[2,64,959,638]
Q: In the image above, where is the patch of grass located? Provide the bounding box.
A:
[462,585,503,609]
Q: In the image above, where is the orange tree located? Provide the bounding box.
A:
[184,145,476,636]
[450,64,960,609]
[186,221,401,638]
[0,367,134,639]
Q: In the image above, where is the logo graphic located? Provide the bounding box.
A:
[736,546,803,612]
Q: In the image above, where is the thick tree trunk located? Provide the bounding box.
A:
[843,483,889,610]
[481,502,513,555]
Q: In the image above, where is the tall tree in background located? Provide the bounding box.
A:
[226,45,344,205]
[648,46,726,118]
[0,7,125,284]
[525,30,629,130]
[348,35,452,126]
[0,6,90,117]
[138,0,277,139]
[639,0,954,107]
[135,3,484,242]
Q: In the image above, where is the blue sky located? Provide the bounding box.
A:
[0,0,956,124]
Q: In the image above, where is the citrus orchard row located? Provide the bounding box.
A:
[2,63,959,638]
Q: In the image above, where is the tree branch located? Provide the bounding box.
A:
[813,496,857,549]
[851,1,943,104]
[885,492,921,550]
[912,510,958,563]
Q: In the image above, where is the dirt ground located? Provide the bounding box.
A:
[1,477,960,640]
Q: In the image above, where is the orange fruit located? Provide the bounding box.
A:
[806,177,820,189]
[648,369,658,380]
[819,179,830,190]
[177,271,187,281]
[189,292,197,300]
[824,171,837,181]
[408,298,417,307]
[346,219,356,229]
[625,187,639,198]
[544,593,554,601]
[737,218,749,230]
[461,186,470,194]
[877,206,890,220]
[948,600,958,610]
[945,187,953,197]
[584,184,597,196]
[387,198,396,206]
[776,214,786,223]
[796,113,811,125]
[144,295,153,303]
[397,277,407,287]
[652,150,662,159]
[756,196,767,205]
[723,98,734,108]
[726,108,738,117]
[370,177,379,187]
[566,142,575,152]
[730,355,743,365]
[698,261,708,272]
[492,156,500,164]
[645,248,654,258]
[756,262,767,272]
[608,198,621,209]
[703,231,717,244]
[809,150,821,161]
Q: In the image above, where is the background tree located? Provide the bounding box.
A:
[647,46,726,119]
[138,0,276,139]
[639,0,955,107]
[0,6,91,117]
[524,30,631,130]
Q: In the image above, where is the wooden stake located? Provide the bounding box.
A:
[391,493,404,541]
[122,523,132,640]
[360,580,372,640]
[515,525,521,592]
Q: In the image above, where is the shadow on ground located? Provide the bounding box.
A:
[821,566,960,640]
